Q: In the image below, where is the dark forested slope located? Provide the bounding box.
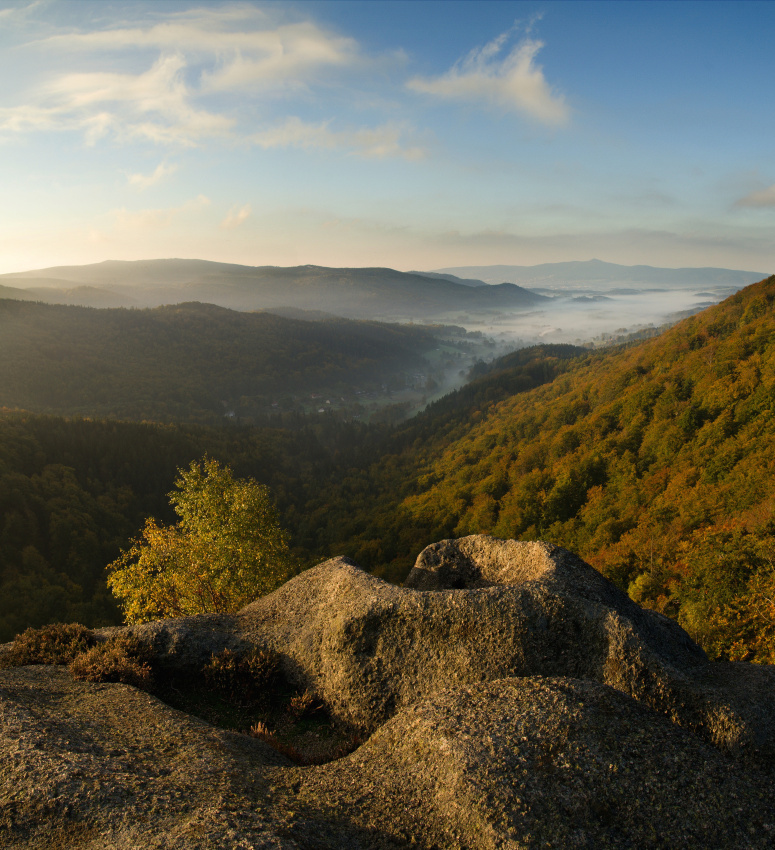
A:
[0,411,386,641]
[0,300,446,422]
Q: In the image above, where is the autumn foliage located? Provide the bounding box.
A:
[309,276,775,662]
[4,276,775,664]
[107,458,293,622]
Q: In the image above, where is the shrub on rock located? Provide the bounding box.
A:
[0,622,96,667]
[70,633,154,690]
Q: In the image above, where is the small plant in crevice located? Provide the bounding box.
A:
[286,688,325,720]
[202,646,283,707]
[69,633,155,690]
[0,622,96,668]
[249,721,305,763]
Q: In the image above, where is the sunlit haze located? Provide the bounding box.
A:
[1,0,773,274]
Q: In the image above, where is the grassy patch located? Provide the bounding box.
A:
[70,633,154,690]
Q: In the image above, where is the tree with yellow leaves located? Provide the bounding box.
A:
[107,457,292,623]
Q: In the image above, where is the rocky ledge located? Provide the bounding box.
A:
[2,536,774,848]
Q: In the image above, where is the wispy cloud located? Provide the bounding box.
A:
[3,8,361,147]
[735,184,775,208]
[200,22,359,92]
[0,53,233,146]
[252,117,426,160]
[111,194,210,231]
[127,162,177,190]
[0,1,44,21]
[408,29,569,126]
[42,11,360,92]
[221,204,252,229]
[43,12,357,69]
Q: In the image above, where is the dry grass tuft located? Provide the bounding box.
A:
[69,633,154,690]
[287,688,325,720]
[202,646,282,706]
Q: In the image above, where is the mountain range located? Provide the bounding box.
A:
[0,259,547,320]
[1,264,775,665]
[3,258,767,320]
[434,258,768,292]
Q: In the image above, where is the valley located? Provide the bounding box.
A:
[2,265,775,664]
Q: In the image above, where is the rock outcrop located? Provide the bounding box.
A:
[2,535,774,848]
[240,537,775,765]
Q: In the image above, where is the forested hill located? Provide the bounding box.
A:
[303,275,775,663]
[0,300,449,422]
[0,259,548,318]
[0,410,393,642]
[5,275,775,662]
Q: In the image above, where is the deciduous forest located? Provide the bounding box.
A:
[3,275,775,663]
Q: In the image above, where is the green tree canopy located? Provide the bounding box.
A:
[107,457,292,622]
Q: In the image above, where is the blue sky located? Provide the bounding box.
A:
[0,0,773,274]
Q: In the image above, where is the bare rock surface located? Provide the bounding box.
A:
[2,536,775,848]
[240,537,775,765]
[282,676,775,849]
[0,666,294,849]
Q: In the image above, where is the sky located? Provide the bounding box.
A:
[0,0,773,275]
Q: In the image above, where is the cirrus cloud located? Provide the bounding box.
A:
[251,116,426,160]
[41,11,360,94]
[735,184,775,208]
[127,162,178,190]
[0,53,234,146]
[2,7,362,148]
[408,29,569,126]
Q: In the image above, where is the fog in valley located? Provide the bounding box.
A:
[459,286,735,351]
[1,256,762,418]
[413,278,754,409]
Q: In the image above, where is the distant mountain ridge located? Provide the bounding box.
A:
[0,259,546,318]
[433,259,768,289]
[408,270,487,287]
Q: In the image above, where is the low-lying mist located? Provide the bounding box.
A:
[454,286,736,351]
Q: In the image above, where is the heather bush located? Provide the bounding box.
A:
[1,622,96,668]
[69,633,154,690]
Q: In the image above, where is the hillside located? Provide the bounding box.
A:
[0,259,548,319]
[0,299,477,423]
[436,258,767,291]
[301,275,775,662]
[0,409,393,641]
[4,275,775,662]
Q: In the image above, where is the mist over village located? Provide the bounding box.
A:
[1,2,775,847]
